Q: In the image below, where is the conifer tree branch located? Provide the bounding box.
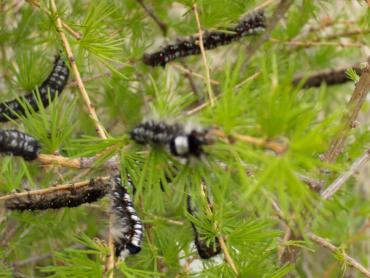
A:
[26,0,82,40]
[323,58,370,163]
[50,0,107,140]
[321,148,370,200]
[208,129,288,154]
[307,233,370,278]
[37,153,119,170]
[136,0,167,36]
[193,4,215,107]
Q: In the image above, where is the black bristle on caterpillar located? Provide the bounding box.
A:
[187,196,221,259]
[130,120,208,158]
[4,178,109,211]
[0,56,69,122]
[143,10,265,67]
[0,129,41,160]
[109,175,144,259]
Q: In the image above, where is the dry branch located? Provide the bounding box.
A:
[307,233,370,278]
[193,4,215,107]
[322,149,370,200]
[50,0,107,140]
[324,58,370,163]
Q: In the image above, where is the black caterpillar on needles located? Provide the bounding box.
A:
[0,56,69,122]
[0,129,41,160]
[109,175,144,259]
[187,196,221,259]
[4,178,109,211]
[130,120,209,158]
[143,10,265,67]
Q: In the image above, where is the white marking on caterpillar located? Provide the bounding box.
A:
[0,129,41,160]
[109,175,144,259]
[130,120,209,158]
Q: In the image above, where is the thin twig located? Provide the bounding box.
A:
[66,68,124,89]
[307,233,370,278]
[193,4,215,107]
[136,0,167,36]
[321,149,370,200]
[208,129,288,154]
[0,177,109,202]
[218,236,239,275]
[37,153,119,170]
[270,38,364,48]
[323,58,370,163]
[26,0,82,40]
[244,0,294,66]
[171,63,219,85]
[50,0,107,140]
[199,182,239,275]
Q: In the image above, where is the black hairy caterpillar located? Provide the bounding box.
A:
[0,129,41,160]
[109,175,144,259]
[143,10,265,67]
[0,56,69,122]
[4,178,109,211]
[187,196,221,259]
[130,120,209,158]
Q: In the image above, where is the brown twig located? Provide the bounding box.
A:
[171,63,219,85]
[193,4,215,107]
[270,38,364,48]
[37,153,119,170]
[307,233,370,278]
[323,58,370,163]
[208,129,288,154]
[198,182,239,275]
[136,0,167,36]
[50,0,107,140]
[0,177,109,202]
[26,0,82,40]
[321,149,370,200]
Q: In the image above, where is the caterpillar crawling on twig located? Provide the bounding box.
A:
[130,120,209,158]
[0,56,69,122]
[143,10,265,67]
[187,196,221,259]
[3,178,109,211]
[109,175,144,259]
[0,129,41,161]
